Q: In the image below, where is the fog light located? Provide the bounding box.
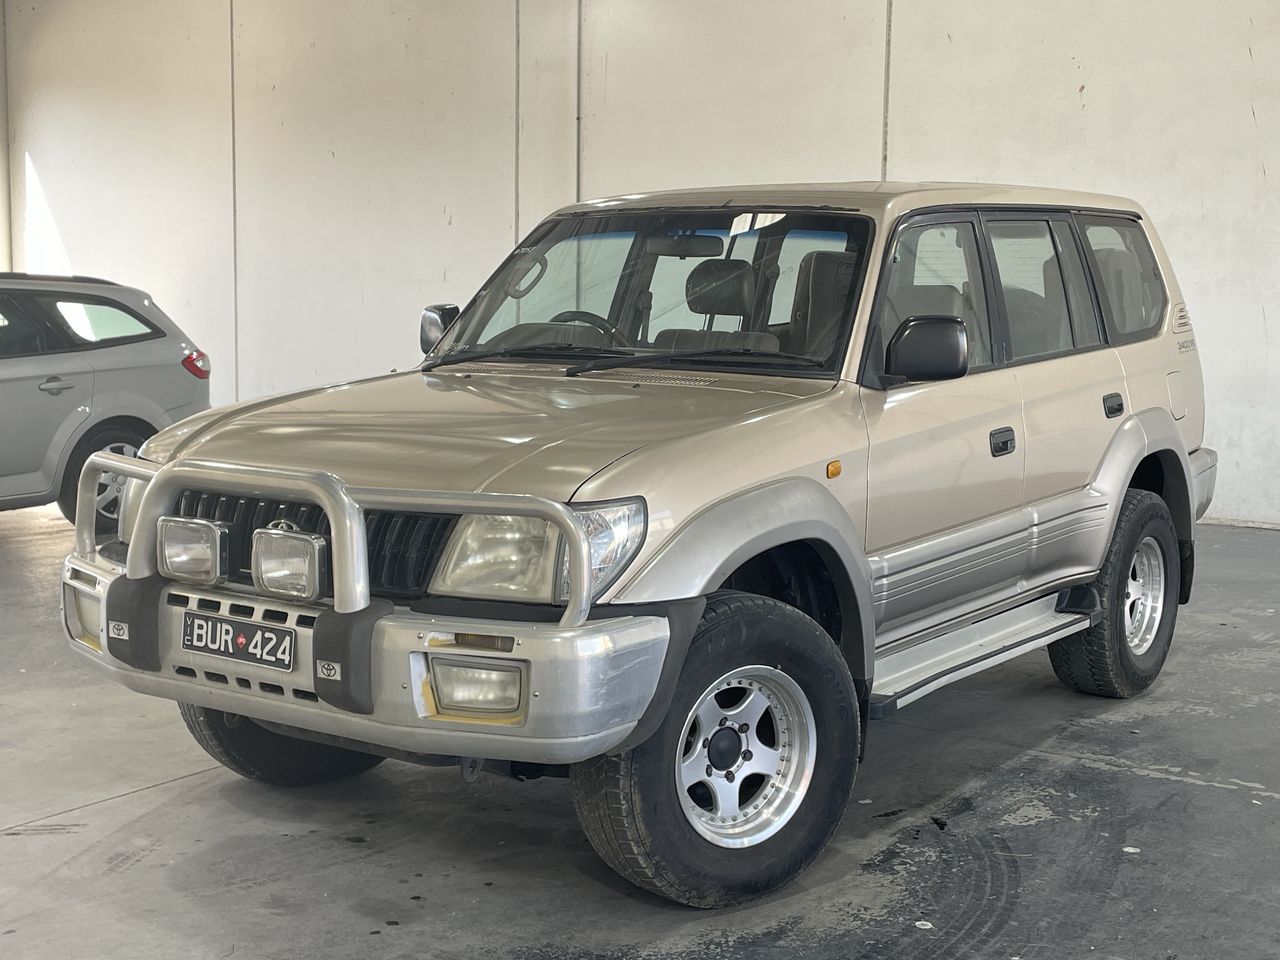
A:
[157,516,228,585]
[252,527,328,602]
[430,656,523,713]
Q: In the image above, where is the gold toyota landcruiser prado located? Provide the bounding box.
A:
[61,182,1216,907]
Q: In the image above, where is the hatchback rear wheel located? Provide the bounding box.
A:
[57,424,153,534]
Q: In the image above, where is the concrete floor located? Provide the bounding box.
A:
[1,507,1277,959]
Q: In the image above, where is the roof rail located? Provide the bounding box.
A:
[0,272,119,286]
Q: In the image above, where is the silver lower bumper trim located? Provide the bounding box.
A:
[62,558,670,765]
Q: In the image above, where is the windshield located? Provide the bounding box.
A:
[431,209,873,376]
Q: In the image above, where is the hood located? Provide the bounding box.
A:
[149,366,835,501]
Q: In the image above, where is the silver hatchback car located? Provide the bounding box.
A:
[0,274,209,532]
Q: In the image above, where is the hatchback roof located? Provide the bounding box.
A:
[555,181,1143,219]
[0,272,119,286]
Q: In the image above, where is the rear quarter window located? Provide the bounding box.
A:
[1077,217,1167,344]
[30,295,162,349]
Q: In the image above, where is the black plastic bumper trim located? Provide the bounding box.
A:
[311,599,395,715]
[103,574,168,672]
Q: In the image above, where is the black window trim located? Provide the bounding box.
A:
[13,289,165,354]
[1071,212,1168,348]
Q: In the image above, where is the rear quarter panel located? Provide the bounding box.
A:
[1116,214,1206,455]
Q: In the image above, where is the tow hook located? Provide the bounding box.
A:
[460,756,483,782]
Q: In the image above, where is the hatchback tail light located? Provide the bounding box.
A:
[182,349,211,379]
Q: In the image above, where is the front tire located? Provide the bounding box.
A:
[1048,488,1180,698]
[570,592,859,908]
[179,704,384,786]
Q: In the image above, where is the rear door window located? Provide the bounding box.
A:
[1077,217,1167,343]
[0,299,57,358]
[987,220,1075,361]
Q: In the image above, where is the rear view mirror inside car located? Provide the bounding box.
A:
[645,234,725,258]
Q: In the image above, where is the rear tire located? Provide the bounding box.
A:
[1048,489,1180,698]
[570,592,860,908]
[178,703,385,786]
[57,423,153,535]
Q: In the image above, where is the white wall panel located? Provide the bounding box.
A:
[6,0,235,402]
[231,0,517,400]
[886,0,1280,523]
[5,0,1276,522]
[517,0,578,234]
[578,0,886,198]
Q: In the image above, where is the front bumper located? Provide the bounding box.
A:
[60,452,671,765]
[62,554,670,764]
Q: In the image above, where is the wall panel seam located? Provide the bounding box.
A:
[229,0,240,401]
[514,0,521,241]
[575,0,583,201]
[880,0,893,181]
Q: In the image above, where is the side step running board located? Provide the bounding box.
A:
[869,592,1099,719]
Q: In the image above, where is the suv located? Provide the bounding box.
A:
[59,183,1216,908]
[1,274,210,531]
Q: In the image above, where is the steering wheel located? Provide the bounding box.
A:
[547,310,629,347]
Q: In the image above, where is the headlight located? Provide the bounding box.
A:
[429,499,646,604]
[430,514,562,602]
[157,516,228,585]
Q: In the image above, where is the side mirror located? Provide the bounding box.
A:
[420,303,460,354]
[884,316,968,383]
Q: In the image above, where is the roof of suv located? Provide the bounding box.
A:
[555,181,1143,219]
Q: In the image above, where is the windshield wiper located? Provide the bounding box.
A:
[422,342,631,371]
[564,348,826,377]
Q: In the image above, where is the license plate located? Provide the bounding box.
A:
[181,611,295,672]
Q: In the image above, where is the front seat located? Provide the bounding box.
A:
[789,250,861,358]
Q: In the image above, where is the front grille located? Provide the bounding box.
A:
[174,490,457,601]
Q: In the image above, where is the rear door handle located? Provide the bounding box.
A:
[989,426,1016,457]
[37,377,77,395]
[1103,392,1125,418]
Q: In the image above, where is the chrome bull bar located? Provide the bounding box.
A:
[72,454,594,627]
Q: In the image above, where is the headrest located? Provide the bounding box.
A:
[686,259,756,316]
[790,250,861,356]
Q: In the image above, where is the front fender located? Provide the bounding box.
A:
[611,477,876,680]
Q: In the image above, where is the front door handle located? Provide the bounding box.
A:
[37,377,77,396]
[990,426,1016,458]
[1103,392,1125,418]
